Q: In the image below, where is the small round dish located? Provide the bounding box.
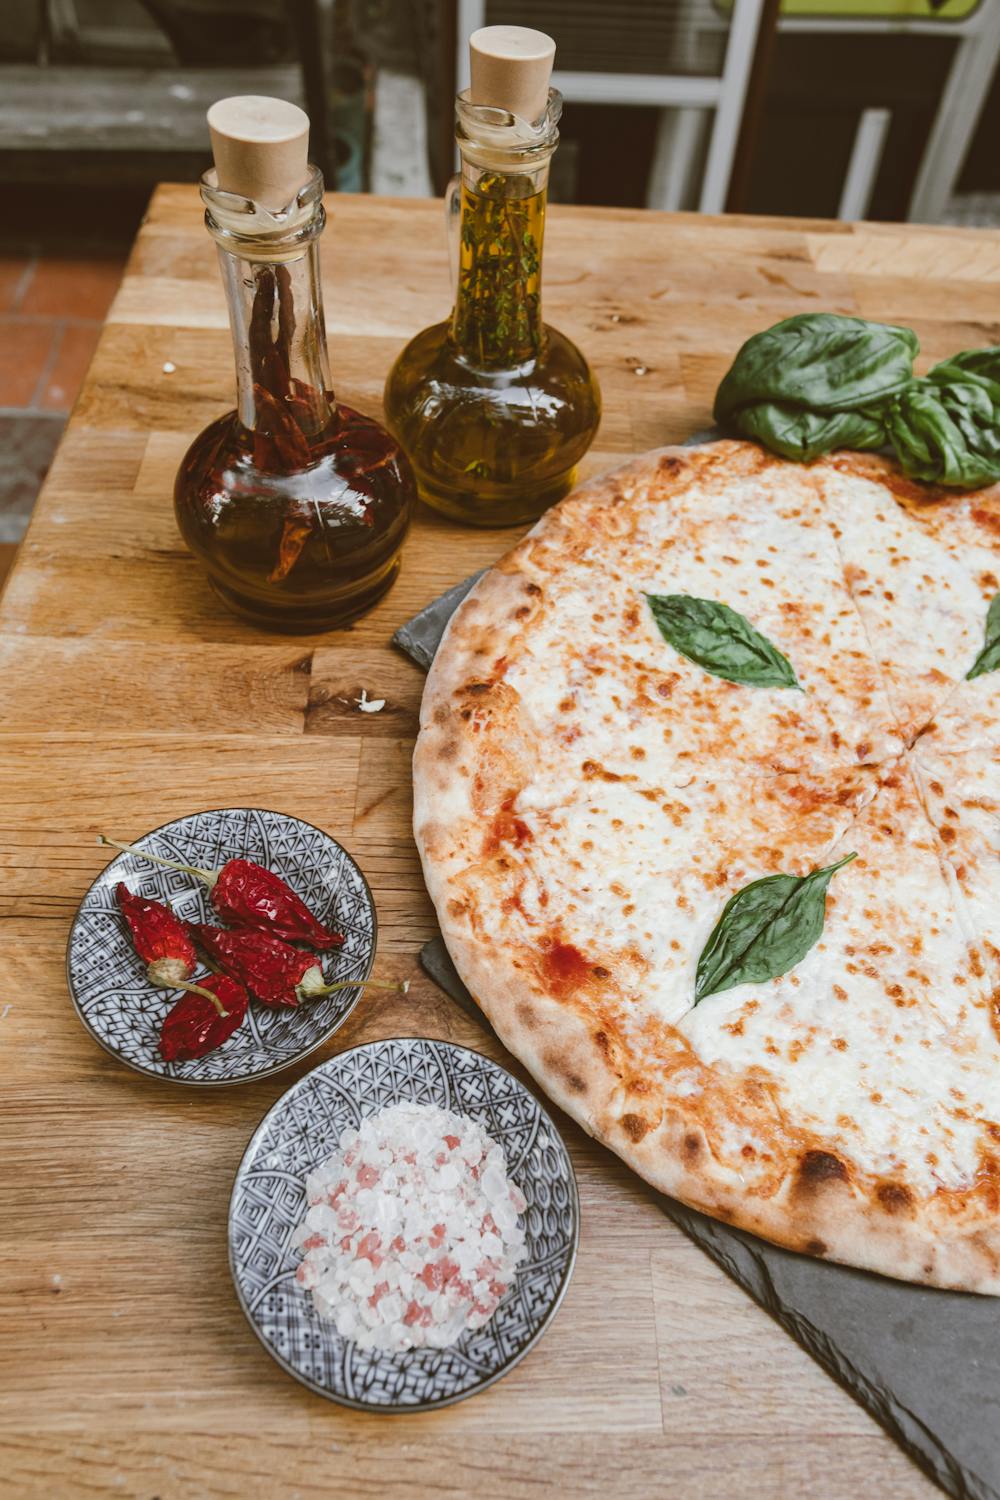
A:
[228,1037,580,1411]
[66,807,376,1086]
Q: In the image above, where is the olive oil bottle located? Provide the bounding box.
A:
[384,26,601,527]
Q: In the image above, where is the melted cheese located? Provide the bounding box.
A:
[816,466,1000,736]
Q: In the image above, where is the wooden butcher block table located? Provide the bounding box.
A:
[5,187,997,1497]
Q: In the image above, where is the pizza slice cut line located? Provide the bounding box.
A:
[811,452,1000,748]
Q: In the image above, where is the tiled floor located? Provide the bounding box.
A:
[0,253,124,585]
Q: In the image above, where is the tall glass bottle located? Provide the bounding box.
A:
[383,87,601,527]
[175,142,415,632]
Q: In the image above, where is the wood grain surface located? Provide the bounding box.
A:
[7,186,997,1498]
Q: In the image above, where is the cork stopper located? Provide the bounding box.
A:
[207,96,310,209]
[469,25,555,124]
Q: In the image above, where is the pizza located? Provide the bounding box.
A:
[413,440,1000,1293]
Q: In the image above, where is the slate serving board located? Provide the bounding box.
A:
[394,478,1000,1500]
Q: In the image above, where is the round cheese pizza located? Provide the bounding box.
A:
[414,440,1000,1293]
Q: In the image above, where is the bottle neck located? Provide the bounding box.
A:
[218,240,334,445]
[201,167,336,467]
[451,155,549,368]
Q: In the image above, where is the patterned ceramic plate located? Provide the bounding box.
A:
[229,1037,580,1410]
[66,808,376,1086]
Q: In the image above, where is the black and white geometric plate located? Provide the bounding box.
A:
[65,807,376,1087]
[229,1038,580,1411]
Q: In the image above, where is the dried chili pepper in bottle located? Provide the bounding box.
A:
[190,923,406,1008]
[100,836,344,949]
[159,973,249,1062]
[116,882,197,988]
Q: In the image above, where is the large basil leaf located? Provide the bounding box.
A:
[886,375,1000,488]
[735,401,887,462]
[645,593,801,689]
[694,852,857,1004]
[930,345,1000,399]
[714,313,918,434]
[968,592,1000,680]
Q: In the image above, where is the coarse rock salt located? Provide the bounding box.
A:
[292,1100,528,1353]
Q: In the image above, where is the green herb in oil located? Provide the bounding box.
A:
[452,172,545,366]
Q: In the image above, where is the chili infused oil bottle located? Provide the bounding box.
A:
[175,97,415,631]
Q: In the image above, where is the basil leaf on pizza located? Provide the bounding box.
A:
[967,592,1000,680]
[645,593,801,690]
[694,852,857,1004]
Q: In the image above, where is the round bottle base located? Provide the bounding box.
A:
[384,320,601,531]
[208,558,402,634]
[415,466,580,528]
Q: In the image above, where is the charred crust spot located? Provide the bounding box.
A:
[621,1113,650,1142]
[525,581,542,596]
[658,455,685,478]
[466,681,491,696]
[438,738,459,761]
[594,1029,611,1056]
[682,1132,701,1161]
[515,1002,538,1030]
[940,825,956,844]
[432,705,448,726]
[592,965,611,979]
[446,898,469,919]
[798,1150,849,1189]
[876,1182,914,1215]
[805,1238,828,1256]
[542,1049,587,1094]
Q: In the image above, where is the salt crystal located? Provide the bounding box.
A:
[336,1306,358,1338]
[481,1165,507,1202]
[493,1200,517,1233]
[380,1293,403,1323]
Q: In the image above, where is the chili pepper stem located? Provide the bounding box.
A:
[98,834,217,889]
[299,974,410,1000]
[173,978,230,1018]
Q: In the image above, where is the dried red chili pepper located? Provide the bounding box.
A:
[269,499,315,583]
[116,882,197,988]
[189,923,318,1006]
[190,923,406,1009]
[100,836,345,949]
[159,973,248,1062]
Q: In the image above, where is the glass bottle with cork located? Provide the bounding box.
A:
[383,27,601,528]
[174,96,415,632]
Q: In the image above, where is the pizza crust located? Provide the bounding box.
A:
[414,441,1000,1294]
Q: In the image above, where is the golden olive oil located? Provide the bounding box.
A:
[384,121,600,528]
